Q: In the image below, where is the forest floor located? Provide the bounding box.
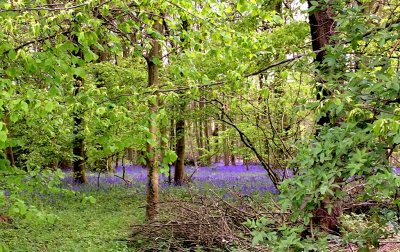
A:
[2,165,400,251]
[0,185,145,251]
[0,164,274,252]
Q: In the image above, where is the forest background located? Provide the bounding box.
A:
[1,0,400,251]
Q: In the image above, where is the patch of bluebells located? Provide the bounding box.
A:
[61,162,279,195]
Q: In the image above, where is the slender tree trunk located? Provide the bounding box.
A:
[127,148,134,163]
[72,106,87,183]
[121,153,126,180]
[107,156,113,172]
[145,15,162,221]
[174,118,185,185]
[231,150,236,166]
[188,121,197,165]
[212,121,219,163]
[168,119,175,184]
[115,154,119,171]
[198,120,204,151]
[195,119,203,160]
[72,72,87,183]
[204,119,211,165]
[70,32,87,184]
[197,99,205,164]
[222,123,230,166]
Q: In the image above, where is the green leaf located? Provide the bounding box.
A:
[272,15,283,24]
[8,49,17,60]
[151,56,161,65]
[394,134,400,144]
[20,101,29,112]
[0,131,7,142]
[10,113,18,123]
[44,102,54,112]
[74,67,86,77]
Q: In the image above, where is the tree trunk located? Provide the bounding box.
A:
[308,0,335,127]
[174,118,185,185]
[72,109,87,183]
[197,98,206,165]
[127,148,134,163]
[72,70,87,183]
[308,0,340,234]
[115,154,119,171]
[195,119,203,160]
[212,121,219,163]
[168,119,175,184]
[145,15,162,221]
[222,123,230,166]
[231,153,236,166]
[203,119,211,165]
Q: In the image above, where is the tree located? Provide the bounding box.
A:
[174,112,185,185]
[144,13,163,221]
[307,0,340,233]
[71,34,88,184]
[279,0,400,244]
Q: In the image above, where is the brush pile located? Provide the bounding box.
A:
[131,191,284,251]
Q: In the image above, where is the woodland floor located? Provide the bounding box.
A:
[0,186,144,251]
[2,165,400,251]
[0,164,274,252]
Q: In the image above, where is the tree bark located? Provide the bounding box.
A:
[72,102,87,183]
[230,150,236,166]
[308,0,335,127]
[174,118,185,185]
[71,35,87,183]
[145,15,162,221]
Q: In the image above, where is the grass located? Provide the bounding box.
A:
[1,186,145,252]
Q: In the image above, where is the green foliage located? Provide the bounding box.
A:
[341,213,388,250]
[249,0,400,249]
[1,0,399,250]
[247,218,328,251]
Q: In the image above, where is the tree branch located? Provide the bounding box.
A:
[2,30,71,56]
[0,1,91,12]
